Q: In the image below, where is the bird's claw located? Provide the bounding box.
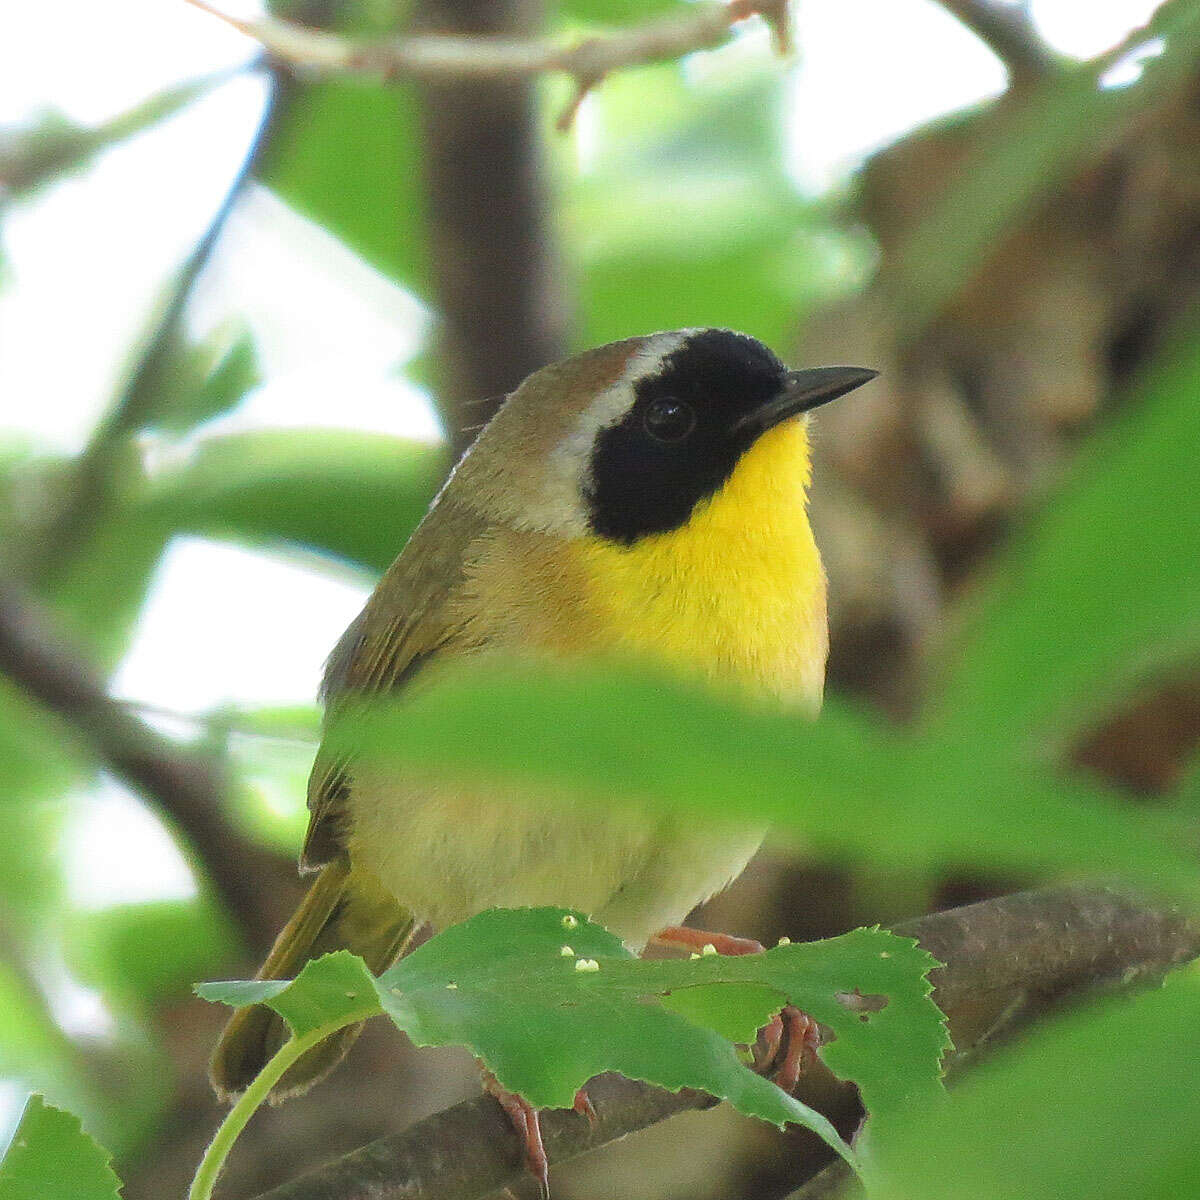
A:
[483,1071,550,1198]
[649,925,822,1093]
[573,1087,598,1127]
[754,1005,821,1092]
[482,1072,597,1198]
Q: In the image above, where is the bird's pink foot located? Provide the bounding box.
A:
[481,1072,596,1198]
[482,1071,550,1198]
[648,925,821,1092]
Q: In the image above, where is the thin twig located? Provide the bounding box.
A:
[933,0,1057,85]
[0,579,290,952]
[250,886,1199,1200]
[183,0,791,129]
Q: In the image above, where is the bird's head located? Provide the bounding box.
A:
[450,328,876,545]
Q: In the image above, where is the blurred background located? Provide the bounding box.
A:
[2,0,1199,1196]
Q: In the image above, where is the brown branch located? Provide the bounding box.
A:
[410,0,567,459]
[184,0,790,131]
[933,0,1057,86]
[249,885,1200,1200]
[0,579,291,953]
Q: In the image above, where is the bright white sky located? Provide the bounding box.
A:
[0,0,1165,1045]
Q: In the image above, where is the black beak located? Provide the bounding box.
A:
[733,366,878,435]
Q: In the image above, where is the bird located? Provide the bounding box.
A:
[210,328,876,1191]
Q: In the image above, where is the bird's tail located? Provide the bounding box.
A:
[209,858,416,1102]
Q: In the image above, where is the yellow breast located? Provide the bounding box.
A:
[573,419,828,709]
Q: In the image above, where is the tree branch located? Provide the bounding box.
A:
[249,885,1200,1200]
[410,0,567,459]
[933,0,1057,86]
[184,0,790,131]
[0,579,291,953]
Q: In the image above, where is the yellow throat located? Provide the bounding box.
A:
[575,418,828,707]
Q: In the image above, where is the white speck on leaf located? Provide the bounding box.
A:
[446,982,458,989]
[562,914,579,930]
[701,943,718,957]
[575,958,600,972]
[561,945,575,956]
[777,936,792,946]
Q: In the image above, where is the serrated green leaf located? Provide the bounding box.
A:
[0,1096,121,1200]
[322,659,1200,905]
[924,316,1200,757]
[197,950,383,1038]
[197,910,946,1171]
[379,910,943,1164]
[144,430,445,573]
[870,967,1200,1200]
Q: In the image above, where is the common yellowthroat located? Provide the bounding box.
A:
[211,329,874,1170]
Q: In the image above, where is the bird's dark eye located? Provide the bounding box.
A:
[643,397,696,443]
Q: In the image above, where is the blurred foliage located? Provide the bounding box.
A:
[0,72,230,206]
[260,81,428,292]
[140,324,261,436]
[2,0,1200,1197]
[143,431,445,573]
[925,321,1200,755]
[563,60,859,351]
[889,0,1200,339]
[873,967,1200,1200]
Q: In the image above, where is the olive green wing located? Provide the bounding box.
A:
[300,501,485,871]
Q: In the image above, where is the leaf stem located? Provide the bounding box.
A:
[189,1019,346,1200]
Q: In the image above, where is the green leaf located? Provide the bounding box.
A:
[924,316,1200,757]
[136,323,260,435]
[143,430,446,573]
[199,911,947,1170]
[0,1096,121,1200]
[197,950,383,1038]
[870,967,1200,1200]
[322,659,1200,904]
[260,80,426,289]
[177,329,260,433]
[558,0,682,23]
